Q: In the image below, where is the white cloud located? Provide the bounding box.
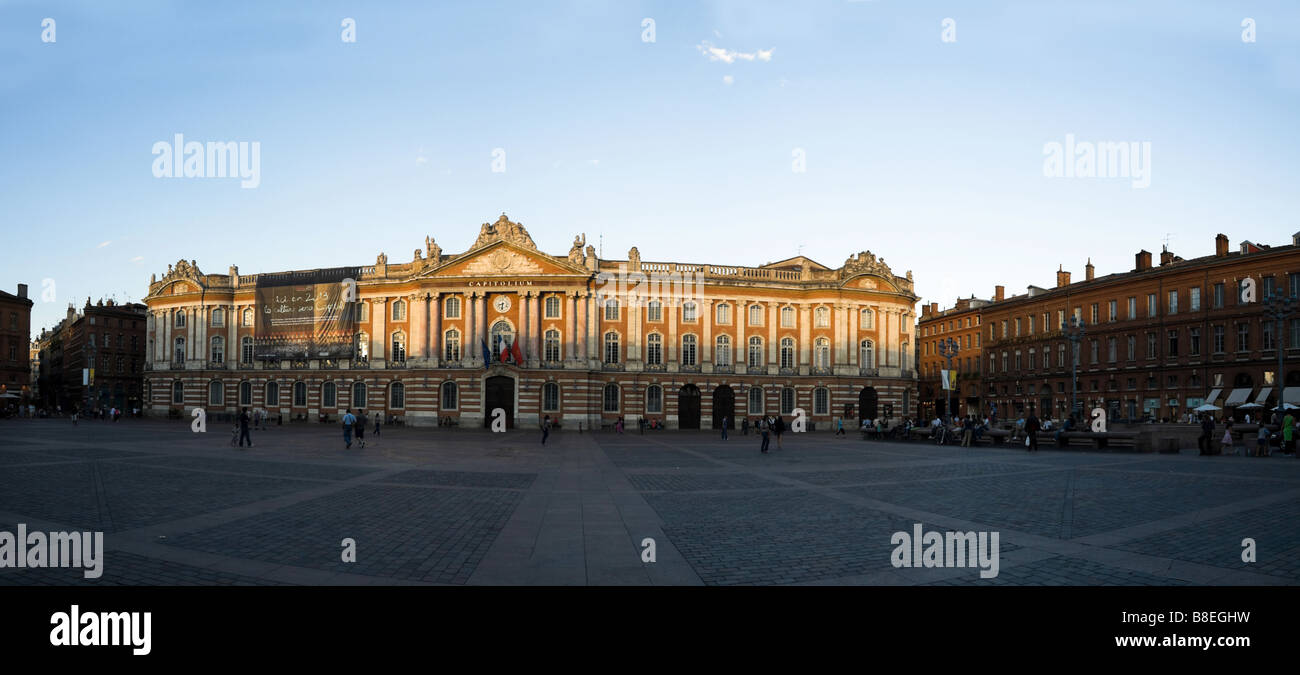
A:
[97,241,111,248]
[130,256,143,263]
[587,159,600,166]
[723,75,734,85]
[697,41,774,64]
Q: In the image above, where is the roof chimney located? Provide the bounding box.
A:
[1135,249,1152,271]
[994,285,1005,302]
[929,302,938,316]
[1215,233,1229,257]
[17,283,27,299]
[1159,246,1175,266]
[1056,265,1071,288]
[1085,259,1094,281]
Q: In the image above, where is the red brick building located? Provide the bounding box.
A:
[39,299,150,414]
[917,296,989,419]
[976,233,1300,422]
[0,284,34,407]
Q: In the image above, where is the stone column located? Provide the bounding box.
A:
[228,304,237,366]
[528,293,541,362]
[188,308,197,362]
[430,292,441,367]
[628,292,641,363]
[565,292,577,362]
[410,293,426,362]
[702,299,714,368]
[849,305,859,366]
[519,291,530,361]
[465,293,478,363]
[158,311,168,362]
[371,298,386,361]
[799,304,811,367]
[667,298,678,364]
[576,292,588,363]
[768,304,778,370]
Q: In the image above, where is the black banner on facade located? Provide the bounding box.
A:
[253,267,360,360]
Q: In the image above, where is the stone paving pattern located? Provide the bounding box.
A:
[0,419,1296,586]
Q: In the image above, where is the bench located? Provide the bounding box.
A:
[1057,430,1140,450]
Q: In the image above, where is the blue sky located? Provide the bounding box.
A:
[2,0,1298,335]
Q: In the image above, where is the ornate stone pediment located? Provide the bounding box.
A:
[421,241,587,278]
[841,251,891,279]
[472,213,537,251]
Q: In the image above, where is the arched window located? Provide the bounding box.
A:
[239,381,251,406]
[211,308,224,327]
[749,304,763,326]
[681,334,697,367]
[174,311,186,327]
[391,332,407,362]
[441,381,458,409]
[172,380,184,404]
[781,387,796,414]
[241,336,254,364]
[780,337,795,369]
[715,335,731,366]
[208,380,223,405]
[860,339,874,368]
[293,381,306,406]
[391,299,406,321]
[210,336,224,364]
[357,332,369,360]
[322,381,336,408]
[444,329,461,362]
[545,296,561,319]
[860,308,874,329]
[814,307,829,328]
[814,387,829,415]
[646,385,663,414]
[174,336,186,363]
[544,329,561,362]
[390,382,405,409]
[542,382,559,411]
[647,300,662,322]
[748,336,763,367]
[243,308,253,326]
[748,386,763,414]
[604,332,620,364]
[814,337,830,368]
[490,321,514,356]
[781,306,795,327]
[351,381,365,408]
[603,383,620,412]
[266,381,280,406]
[682,302,697,323]
[444,296,461,318]
[646,333,662,365]
[604,298,620,321]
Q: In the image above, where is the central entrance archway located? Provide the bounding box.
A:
[484,375,515,428]
[678,384,701,429]
[712,385,735,429]
[858,386,878,423]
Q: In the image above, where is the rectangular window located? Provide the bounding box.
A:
[1236,323,1249,352]
[1127,297,1136,320]
[1213,283,1224,309]
[1262,321,1275,350]
[1213,325,1225,353]
[1028,315,1035,335]
[1291,273,1300,299]
[1014,318,1021,337]
[1127,335,1135,361]
[1147,332,1156,358]
[1057,310,1065,329]
[1262,276,1276,298]
[1292,319,1300,349]
[1090,304,1099,324]
[1168,290,1178,315]
[647,302,662,322]
[604,300,619,321]
[1190,287,1201,311]
[1189,327,1201,356]
[1108,300,1117,322]
[717,304,731,325]
[1147,293,1157,318]
[1167,329,1179,357]
[749,305,762,326]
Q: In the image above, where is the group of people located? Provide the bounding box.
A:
[1199,410,1296,457]
[338,409,383,449]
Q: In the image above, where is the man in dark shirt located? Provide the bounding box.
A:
[1025,411,1041,452]
[238,407,252,448]
[1198,414,1215,456]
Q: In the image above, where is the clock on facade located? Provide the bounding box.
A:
[493,296,511,313]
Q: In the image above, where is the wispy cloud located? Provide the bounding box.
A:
[723,75,734,86]
[696,41,773,64]
[97,241,111,248]
[130,256,143,263]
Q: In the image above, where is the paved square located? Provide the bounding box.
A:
[0,419,1297,586]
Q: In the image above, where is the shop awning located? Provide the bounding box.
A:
[1252,388,1274,404]
[1224,388,1253,406]
[1204,388,1222,405]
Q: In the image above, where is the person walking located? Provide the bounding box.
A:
[721,416,729,441]
[1198,414,1215,456]
[342,409,356,449]
[541,414,551,445]
[1256,424,1270,457]
[354,409,366,449]
[1025,411,1041,452]
[373,413,381,437]
[759,416,771,453]
[742,417,749,436]
[1221,420,1236,456]
[237,407,253,449]
[835,417,845,437]
[774,415,785,449]
[1283,411,1296,455]
[961,416,974,447]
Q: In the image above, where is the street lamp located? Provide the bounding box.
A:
[937,337,960,421]
[1062,316,1086,422]
[1263,290,1296,416]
